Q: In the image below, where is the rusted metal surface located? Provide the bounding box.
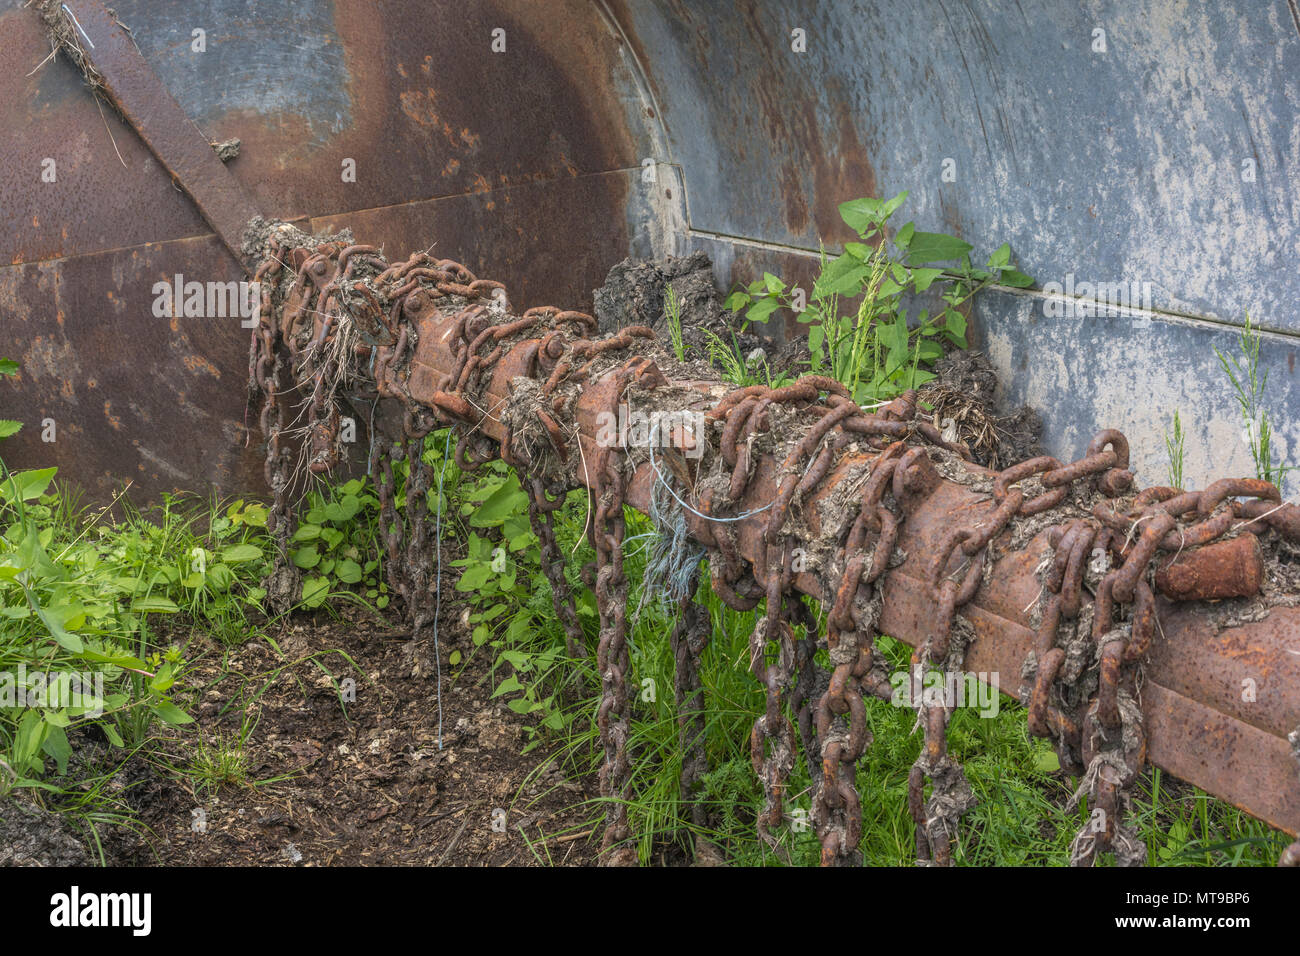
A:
[0,0,678,500]
[612,0,1300,490]
[54,1,263,263]
[1155,533,1264,601]
[246,236,1300,867]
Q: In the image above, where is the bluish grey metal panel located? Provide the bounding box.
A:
[611,0,1300,490]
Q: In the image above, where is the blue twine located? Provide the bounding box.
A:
[431,429,452,749]
[646,423,775,523]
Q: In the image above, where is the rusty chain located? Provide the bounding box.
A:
[250,234,1300,867]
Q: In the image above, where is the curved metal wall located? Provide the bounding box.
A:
[2,0,1297,497]
[617,0,1300,490]
[0,0,680,498]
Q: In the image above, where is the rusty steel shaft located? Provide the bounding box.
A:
[248,231,1300,845]
[390,297,1300,838]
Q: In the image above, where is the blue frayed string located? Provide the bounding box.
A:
[646,425,776,523]
[431,429,452,749]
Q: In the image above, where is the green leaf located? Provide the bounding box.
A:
[448,650,462,667]
[75,646,147,671]
[815,253,870,297]
[881,190,909,219]
[150,663,175,693]
[24,593,83,652]
[1031,749,1060,773]
[336,559,362,584]
[0,420,22,438]
[151,700,194,725]
[893,221,915,248]
[301,576,330,608]
[291,524,322,543]
[42,723,71,775]
[906,232,973,265]
[491,675,523,698]
[221,543,262,563]
[242,503,269,527]
[14,709,46,769]
[292,545,321,570]
[762,272,785,294]
[838,196,883,234]
[911,267,945,293]
[944,310,968,340]
[457,564,491,591]
[723,291,750,313]
[131,596,179,614]
[206,563,234,591]
[987,242,1011,269]
[745,296,781,325]
[998,267,1035,288]
[470,480,529,527]
[1,467,58,502]
[0,358,18,376]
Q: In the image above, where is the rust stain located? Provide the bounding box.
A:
[103,400,121,431]
[182,354,222,379]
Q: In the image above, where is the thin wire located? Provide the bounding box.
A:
[646,422,775,523]
[431,429,452,749]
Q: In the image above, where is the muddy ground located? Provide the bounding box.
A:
[96,604,603,867]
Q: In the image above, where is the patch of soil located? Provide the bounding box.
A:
[593,251,810,379]
[102,606,601,867]
[920,349,1043,470]
[0,796,92,867]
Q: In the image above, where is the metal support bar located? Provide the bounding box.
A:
[53,1,262,265]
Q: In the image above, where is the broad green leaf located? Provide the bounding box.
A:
[292,545,321,569]
[911,268,945,293]
[151,700,194,725]
[221,543,262,563]
[998,267,1035,288]
[0,358,18,376]
[0,420,22,438]
[491,675,523,698]
[1031,748,1060,773]
[470,481,529,527]
[881,190,909,218]
[745,296,781,325]
[838,196,883,234]
[301,575,330,608]
[291,524,322,543]
[336,559,362,584]
[723,291,750,313]
[28,593,83,652]
[906,232,974,265]
[815,253,870,297]
[987,242,1011,269]
[75,646,147,670]
[2,467,58,502]
[42,724,71,775]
